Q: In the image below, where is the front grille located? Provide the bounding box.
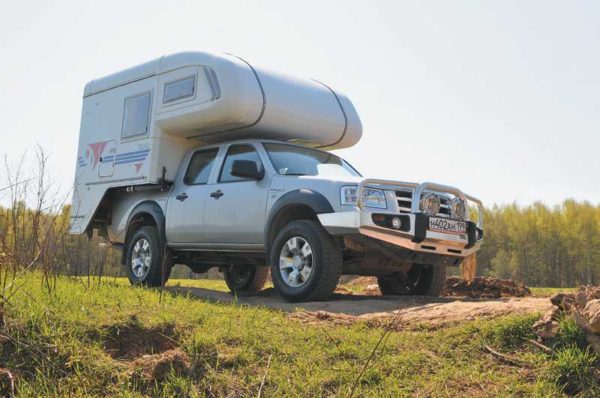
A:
[395,189,413,213]
[439,196,451,217]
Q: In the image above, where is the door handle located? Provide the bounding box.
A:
[175,193,188,201]
[210,189,224,199]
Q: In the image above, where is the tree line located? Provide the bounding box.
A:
[477,200,600,287]
[1,147,599,289]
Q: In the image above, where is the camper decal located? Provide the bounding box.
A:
[134,163,143,173]
[88,141,109,168]
[100,149,150,165]
[77,156,87,168]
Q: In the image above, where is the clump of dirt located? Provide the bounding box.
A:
[443,276,532,298]
[102,320,178,360]
[131,348,191,383]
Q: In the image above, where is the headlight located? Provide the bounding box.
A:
[340,185,358,205]
[450,197,466,221]
[341,186,387,209]
[420,192,441,215]
[361,188,387,209]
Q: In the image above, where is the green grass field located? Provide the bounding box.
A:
[0,274,597,397]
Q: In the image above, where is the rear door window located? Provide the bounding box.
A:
[184,149,219,185]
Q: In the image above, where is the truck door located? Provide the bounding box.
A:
[165,147,220,243]
[202,144,270,245]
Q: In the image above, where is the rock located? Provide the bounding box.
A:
[583,299,600,334]
[550,293,576,311]
[533,307,562,341]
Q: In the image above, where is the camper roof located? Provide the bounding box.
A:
[83,51,230,97]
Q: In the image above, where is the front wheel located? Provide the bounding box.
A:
[377,263,446,296]
[224,265,269,293]
[125,226,172,287]
[270,220,342,302]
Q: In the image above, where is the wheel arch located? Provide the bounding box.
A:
[265,189,334,253]
[122,200,166,265]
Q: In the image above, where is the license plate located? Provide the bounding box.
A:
[428,217,467,235]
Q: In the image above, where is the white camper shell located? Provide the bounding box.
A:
[70,51,362,234]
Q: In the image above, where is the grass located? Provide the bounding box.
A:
[0,274,597,397]
[530,287,578,297]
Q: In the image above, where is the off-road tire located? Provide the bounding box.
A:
[125,226,172,287]
[270,220,342,302]
[377,264,446,296]
[224,265,269,293]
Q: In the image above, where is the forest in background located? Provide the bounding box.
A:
[1,148,599,288]
[1,199,599,288]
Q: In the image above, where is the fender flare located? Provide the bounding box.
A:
[126,200,166,241]
[265,189,334,249]
[122,200,166,264]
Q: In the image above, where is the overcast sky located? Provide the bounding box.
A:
[1,0,599,206]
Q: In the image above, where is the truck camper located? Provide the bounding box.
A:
[71,51,483,302]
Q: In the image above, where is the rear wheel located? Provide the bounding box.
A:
[224,265,269,293]
[377,263,446,296]
[125,226,172,287]
[270,220,342,302]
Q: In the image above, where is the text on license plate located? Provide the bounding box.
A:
[428,217,467,235]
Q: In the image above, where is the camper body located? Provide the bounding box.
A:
[71,52,483,302]
[71,52,361,235]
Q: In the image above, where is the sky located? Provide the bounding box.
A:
[0,0,599,207]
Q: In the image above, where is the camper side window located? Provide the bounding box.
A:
[184,149,219,185]
[163,75,196,103]
[121,92,151,139]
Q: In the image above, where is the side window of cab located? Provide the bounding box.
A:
[219,145,263,183]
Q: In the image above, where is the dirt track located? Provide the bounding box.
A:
[167,286,551,328]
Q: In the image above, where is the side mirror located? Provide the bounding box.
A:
[230,160,264,180]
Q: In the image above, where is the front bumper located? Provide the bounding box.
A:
[318,180,484,259]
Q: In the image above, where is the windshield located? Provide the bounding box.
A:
[264,143,361,178]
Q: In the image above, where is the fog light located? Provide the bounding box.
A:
[391,217,402,229]
[420,192,441,215]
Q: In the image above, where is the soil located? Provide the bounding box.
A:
[167,284,551,329]
[444,276,532,299]
[131,349,191,382]
[101,319,178,359]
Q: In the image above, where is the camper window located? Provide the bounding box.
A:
[163,75,196,103]
[121,92,151,139]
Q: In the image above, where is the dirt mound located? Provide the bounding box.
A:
[102,320,178,359]
[290,297,550,330]
[131,348,191,382]
[444,277,532,298]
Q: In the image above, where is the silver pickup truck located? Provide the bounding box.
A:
[106,139,483,302]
